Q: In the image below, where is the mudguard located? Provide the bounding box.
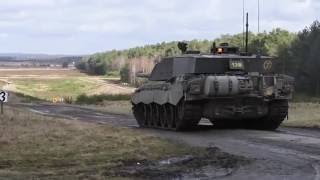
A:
[131,83,183,105]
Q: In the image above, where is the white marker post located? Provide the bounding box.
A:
[0,91,8,114]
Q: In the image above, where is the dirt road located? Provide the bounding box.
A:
[15,103,320,180]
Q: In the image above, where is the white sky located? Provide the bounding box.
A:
[0,0,319,54]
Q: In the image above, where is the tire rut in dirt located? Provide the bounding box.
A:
[104,147,250,179]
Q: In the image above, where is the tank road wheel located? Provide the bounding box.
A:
[145,104,153,127]
[132,103,146,127]
[248,100,289,130]
[152,104,161,128]
[142,104,149,127]
[150,104,156,127]
[135,102,202,131]
[159,105,168,128]
[166,104,176,130]
[175,101,187,131]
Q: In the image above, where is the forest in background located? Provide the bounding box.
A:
[76,21,320,97]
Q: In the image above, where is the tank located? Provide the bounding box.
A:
[131,42,294,131]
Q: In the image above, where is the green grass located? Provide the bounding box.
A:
[13,92,44,103]
[13,78,99,101]
[0,107,193,179]
[76,94,131,105]
[105,71,120,78]
[283,103,320,128]
[292,94,320,103]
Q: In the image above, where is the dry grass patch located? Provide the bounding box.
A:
[0,107,192,179]
[12,78,99,100]
[0,68,134,104]
[283,103,320,128]
[83,101,132,116]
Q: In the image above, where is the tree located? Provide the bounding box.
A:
[279,21,320,96]
[120,65,130,83]
[94,61,107,75]
[62,62,69,68]
[75,61,86,71]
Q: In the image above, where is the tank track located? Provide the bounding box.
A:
[132,101,202,131]
[246,100,289,130]
[210,100,288,130]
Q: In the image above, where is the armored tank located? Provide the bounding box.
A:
[131,42,294,131]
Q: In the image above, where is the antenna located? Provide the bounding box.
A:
[258,0,260,34]
[257,0,261,57]
[245,13,249,54]
[242,0,245,49]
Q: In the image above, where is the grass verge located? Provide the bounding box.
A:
[13,92,44,103]
[0,106,193,179]
[76,94,131,105]
[12,78,99,100]
[283,102,320,128]
[292,94,320,103]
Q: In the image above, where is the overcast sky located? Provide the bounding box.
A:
[0,0,319,54]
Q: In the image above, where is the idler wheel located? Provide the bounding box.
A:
[145,104,153,127]
[152,104,161,127]
[132,103,146,127]
[166,104,176,129]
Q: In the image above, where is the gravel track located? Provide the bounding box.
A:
[15,103,320,180]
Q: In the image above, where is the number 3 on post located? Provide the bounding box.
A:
[0,91,8,103]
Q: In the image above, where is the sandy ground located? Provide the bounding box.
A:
[12,102,320,180]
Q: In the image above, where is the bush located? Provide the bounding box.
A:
[106,71,120,77]
[76,58,108,75]
[94,62,107,75]
[75,61,87,71]
[120,66,130,83]
[76,94,131,105]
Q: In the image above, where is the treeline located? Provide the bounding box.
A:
[76,28,295,74]
[279,21,320,96]
[77,21,320,96]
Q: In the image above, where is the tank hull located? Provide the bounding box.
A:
[132,55,294,131]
